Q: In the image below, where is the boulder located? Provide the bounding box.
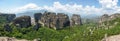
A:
[70,14,82,26]
[13,16,31,28]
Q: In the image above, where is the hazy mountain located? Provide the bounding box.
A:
[16,9,47,18]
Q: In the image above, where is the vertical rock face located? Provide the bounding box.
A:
[13,16,31,28]
[70,14,82,26]
[33,13,42,30]
[0,14,16,23]
[34,13,42,23]
[39,12,70,29]
[57,13,70,29]
[40,12,57,29]
[31,18,35,25]
[33,23,41,30]
[99,14,109,23]
[6,14,16,23]
[109,13,120,20]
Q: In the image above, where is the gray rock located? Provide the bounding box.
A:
[0,14,16,23]
[99,14,109,23]
[57,13,70,29]
[39,12,70,29]
[70,14,82,26]
[109,13,120,20]
[39,12,57,29]
[34,13,42,23]
[33,23,41,30]
[6,14,16,23]
[13,16,31,28]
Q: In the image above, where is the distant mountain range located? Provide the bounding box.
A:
[16,9,47,18]
[16,9,102,20]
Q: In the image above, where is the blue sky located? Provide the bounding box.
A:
[0,0,101,8]
[0,0,120,15]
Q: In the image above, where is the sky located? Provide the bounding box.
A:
[0,0,120,15]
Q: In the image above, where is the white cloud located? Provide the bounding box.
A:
[99,0,118,8]
[3,0,120,15]
[98,0,120,14]
[43,2,102,15]
[9,3,41,13]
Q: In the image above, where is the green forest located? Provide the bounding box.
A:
[0,16,120,41]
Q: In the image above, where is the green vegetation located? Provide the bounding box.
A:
[0,17,120,41]
[0,16,7,24]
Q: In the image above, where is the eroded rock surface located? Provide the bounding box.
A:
[13,16,31,28]
[57,13,70,29]
[0,14,16,23]
[39,12,70,29]
[39,12,57,29]
[70,14,82,26]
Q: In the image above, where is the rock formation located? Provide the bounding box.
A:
[33,23,41,30]
[13,16,31,28]
[34,13,42,23]
[98,13,120,29]
[6,14,16,23]
[39,12,57,29]
[99,13,120,24]
[57,13,70,29]
[99,14,109,23]
[39,12,70,29]
[0,14,16,23]
[109,13,120,20]
[70,14,82,26]
[0,12,83,30]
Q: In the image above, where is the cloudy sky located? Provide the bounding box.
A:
[0,0,120,15]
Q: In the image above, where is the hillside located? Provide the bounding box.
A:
[0,13,120,41]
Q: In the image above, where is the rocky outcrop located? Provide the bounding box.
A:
[34,13,42,23]
[98,13,120,29]
[0,14,16,23]
[99,13,120,24]
[33,23,41,30]
[31,18,35,25]
[13,16,31,28]
[6,14,16,23]
[39,12,70,29]
[57,13,70,29]
[109,13,120,20]
[70,14,82,26]
[99,14,109,23]
[39,12,57,29]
